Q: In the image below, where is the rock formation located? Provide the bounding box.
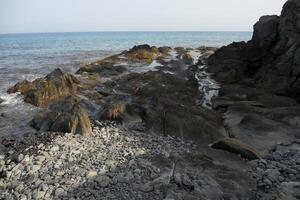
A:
[31,95,92,137]
[208,0,300,101]
[123,44,161,62]
[8,68,78,106]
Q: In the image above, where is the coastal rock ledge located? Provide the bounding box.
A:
[208,0,300,101]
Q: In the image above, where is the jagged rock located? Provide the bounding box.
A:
[0,98,3,104]
[98,96,143,126]
[208,0,300,101]
[123,44,160,62]
[174,47,185,55]
[76,62,127,77]
[31,96,92,137]
[158,46,172,55]
[211,138,261,160]
[182,53,193,65]
[8,68,78,106]
[197,46,218,59]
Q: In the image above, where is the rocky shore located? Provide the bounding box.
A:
[1,0,300,199]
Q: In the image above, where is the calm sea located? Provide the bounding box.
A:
[0,31,251,139]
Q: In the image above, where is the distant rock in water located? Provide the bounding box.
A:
[8,68,79,106]
[123,44,160,62]
[31,95,92,137]
[208,0,300,101]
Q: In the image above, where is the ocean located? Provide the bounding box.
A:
[0,31,252,139]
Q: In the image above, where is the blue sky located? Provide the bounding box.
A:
[0,0,286,33]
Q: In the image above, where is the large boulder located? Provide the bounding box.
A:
[31,96,92,137]
[8,68,78,106]
[208,0,300,101]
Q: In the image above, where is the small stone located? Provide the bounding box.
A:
[17,154,24,162]
[139,182,154,192]
[37,144,44,149]
[29,165,41,174]
[19,194,27,200]
[182,174,194,187]
[87,170,98,178]
[41,184,48,191]
[33,189,45,199]
[50,146,60,152]
[55,187,65,197]
[95,175,111,187]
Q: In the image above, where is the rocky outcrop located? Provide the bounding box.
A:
[123,44,160,62]
[208,0,300,101]
[97,97,142,126]
[108,69,226,144]
[76,60,127,77]
[31,96,92,137]
[8,69,78,106]
[182,53,194,65]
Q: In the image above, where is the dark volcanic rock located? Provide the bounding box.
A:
[208,0,300,101]
[31,96,92,137]
[8,68,78,106]
[108,70,227,144]
[76,62,127,77]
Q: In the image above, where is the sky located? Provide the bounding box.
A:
[0,0,287,34]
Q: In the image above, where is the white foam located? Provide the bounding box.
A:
[113,62,128,67]
[163,71,175,75]
[148,60,163,69]
[0,93,24,106]
[20,73,42,82]
[164,49,178,62]
[195,65,220,109]
[127,60,163,73]
[188,50,201,65]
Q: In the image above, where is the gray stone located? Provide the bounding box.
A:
[95,175,111,187]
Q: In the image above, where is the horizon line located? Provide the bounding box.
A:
[0,30,253,35]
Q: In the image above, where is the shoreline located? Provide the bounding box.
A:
[1,44,299,199]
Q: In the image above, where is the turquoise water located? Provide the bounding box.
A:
[0,31,251,138]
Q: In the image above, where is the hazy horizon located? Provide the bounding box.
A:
[1,0,286,34]
[0,31,253,35]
